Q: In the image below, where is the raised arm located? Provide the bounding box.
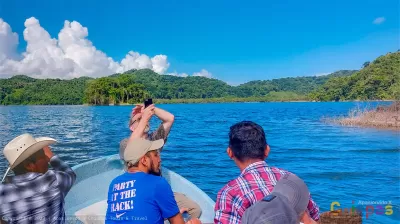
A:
[129,104,155,140]
[154,107,175,137]
[44,146,76,196]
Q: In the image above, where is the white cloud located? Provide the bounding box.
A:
[119,51,153,73]
[0,17,172,78]
[373,17,385,25]
[193,69,212,78]
[314,72,330,77]
[151,55,169,74]
[168,69,213,78]
[168,71,189,77]
[0,19,20,76]
[0,18,19,61]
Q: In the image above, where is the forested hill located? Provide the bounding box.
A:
[310,52,400,101]
[0,69,354,105]
[234,70,356,97]
[0,51,398,105]
[0,75,90,105]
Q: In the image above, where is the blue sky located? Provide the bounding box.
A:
[0,0,398,85]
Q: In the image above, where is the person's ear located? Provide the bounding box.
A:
[24,162,36,172]
[227,147,234,159]
[264,145,270,159]
[138,157,144,167]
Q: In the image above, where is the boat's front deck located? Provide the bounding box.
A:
[64,155,215,223]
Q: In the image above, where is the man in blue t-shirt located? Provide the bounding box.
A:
[105,138,200,224]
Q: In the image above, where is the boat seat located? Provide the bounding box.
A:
[74,200,107,224]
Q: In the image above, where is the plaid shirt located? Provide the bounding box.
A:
[214,161,320,224]
[0,156,76,224]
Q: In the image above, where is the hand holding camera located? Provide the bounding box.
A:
[131,98,153,117]
[141,99,155,122]
[142,104,155,122]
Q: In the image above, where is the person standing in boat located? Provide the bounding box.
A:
[214,121,320,224]
[119,103,202,219]
[106,138,200,224]
[119,104,174,155]
[0,133,76,224]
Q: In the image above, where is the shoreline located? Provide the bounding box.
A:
[326,101,400,131]
[1,99,396,106]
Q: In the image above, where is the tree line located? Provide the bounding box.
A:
[309,52,400,101]
[0,52,398,105]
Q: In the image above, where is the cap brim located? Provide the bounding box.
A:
[149,139,164,151]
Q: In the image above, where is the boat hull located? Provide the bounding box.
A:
[64,155,215,223]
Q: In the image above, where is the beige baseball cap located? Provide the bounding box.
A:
[124,138,164,164]
[2,133,57,182]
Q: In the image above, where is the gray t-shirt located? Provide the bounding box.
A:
[119,124,167,159]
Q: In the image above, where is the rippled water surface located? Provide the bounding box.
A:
[0,102,399,223]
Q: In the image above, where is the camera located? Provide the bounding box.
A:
[144,98,153,108]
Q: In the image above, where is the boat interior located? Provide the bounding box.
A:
[64,155,215,224]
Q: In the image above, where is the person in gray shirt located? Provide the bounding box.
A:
[0,133,76,224]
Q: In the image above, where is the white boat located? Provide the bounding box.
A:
[64,154,216,224]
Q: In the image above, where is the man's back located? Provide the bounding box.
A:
[105,172,179,224]
[214,161,320,224]
[0,156,76,224]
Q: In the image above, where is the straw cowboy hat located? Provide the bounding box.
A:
[1,133,57,182]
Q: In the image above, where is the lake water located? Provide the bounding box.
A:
[0,102,399,223]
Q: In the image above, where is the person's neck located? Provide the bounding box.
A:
[237,159,264,172]
[127,167,148,174]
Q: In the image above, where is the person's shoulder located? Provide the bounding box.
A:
[133,172,165,183]
[266,166,293,180]
[217,177,241,197]
[120,138,129,146]
[109,173,128,185]
[150,174,168,184]
[266,165,291,174]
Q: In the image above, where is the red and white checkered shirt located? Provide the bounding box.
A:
[214,161,320,224]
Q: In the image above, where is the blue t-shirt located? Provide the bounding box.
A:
[105,172,179,223]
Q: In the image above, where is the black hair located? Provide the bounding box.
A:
[229,121,267,162]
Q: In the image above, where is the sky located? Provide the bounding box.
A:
[0,0,398,85]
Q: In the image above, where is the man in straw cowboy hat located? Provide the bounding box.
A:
[0,133,76,224]
[106,138,200,224]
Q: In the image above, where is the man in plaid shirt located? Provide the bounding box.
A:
[0,134,76,224]
[214,121,320,224]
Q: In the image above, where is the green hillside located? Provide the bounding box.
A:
[125,69,232,99]
[310,52,400,101]
[0,75,91,105]
[0,51,398,105]
[234,70,356,97]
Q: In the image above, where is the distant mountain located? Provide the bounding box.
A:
[0,76,92,105]
[310,52,400,101]
[117,69,232,99]
[1,52,398,105]
[233,70,357,97]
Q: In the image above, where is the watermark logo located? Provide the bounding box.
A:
[330,200,394,219]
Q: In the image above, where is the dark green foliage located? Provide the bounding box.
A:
[0,75,91,105]
[0,52,397,105]
[84,75,148,105]
[233,70,357,97]
[115,69,232,99]
[310,52,400,101]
